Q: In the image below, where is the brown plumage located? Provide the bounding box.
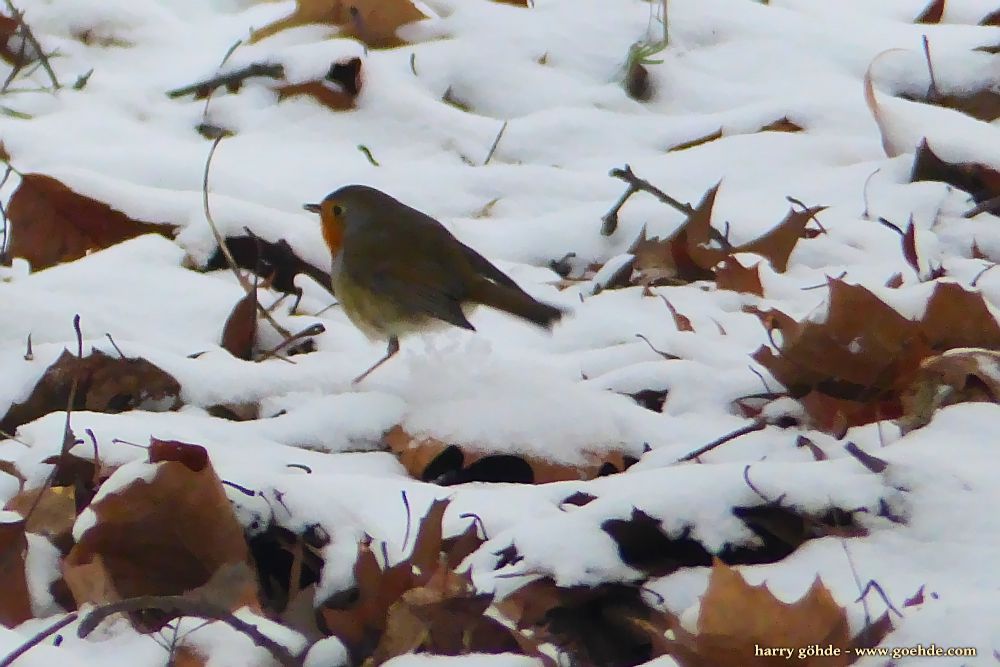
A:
[304,185,564,382]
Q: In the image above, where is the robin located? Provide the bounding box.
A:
[304,185,565,383]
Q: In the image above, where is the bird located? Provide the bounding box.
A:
[304,185,565,383]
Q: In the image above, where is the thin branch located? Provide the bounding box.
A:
[77,597,302,667]
[256,323,325,361]
[921,35,939,101]
[675,420,766,463]
[962,193,1000,219]
[855,579,904,618]
[0,612,79,667]
[200,136,291,338]
[483,120,508,166]
[602,164,695,236]
[861,168,880,220]
[167,62,284,99]
[635,333,680,360]
[400,490,412,552]
[2,0,60,89]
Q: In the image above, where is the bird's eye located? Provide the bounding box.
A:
[332,204,344,216]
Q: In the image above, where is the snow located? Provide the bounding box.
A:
[0,0,997,664]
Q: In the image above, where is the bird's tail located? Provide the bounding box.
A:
[468,279,565,329]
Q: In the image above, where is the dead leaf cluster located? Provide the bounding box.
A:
[630,184,824,293]
[750,279,1000,433]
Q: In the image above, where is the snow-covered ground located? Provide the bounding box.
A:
[0,0,998,665]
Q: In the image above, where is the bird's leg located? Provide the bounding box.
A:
[352,336,400,384]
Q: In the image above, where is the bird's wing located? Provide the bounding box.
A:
[352,255,475,331]
[455,240,529,293]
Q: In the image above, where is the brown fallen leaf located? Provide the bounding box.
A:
[758,117,803,132]
[250,0,426,49]
[0,349,182,435]
[900,348,1000,432]
[221,291,259,360]
[715,258,764,296]
[632,184,820,286]
[914,0,944,23]
[64,439,253,605]
[384,426,631,484]
[739,204,825,272]
[276,57,363,111]
[320,499,506,663]
[5,485,76,549]
[911,139,1000,204]
[751,279,1000,432]
[6,173,177,270]
[666,560,852,666]
[0,516,33,627]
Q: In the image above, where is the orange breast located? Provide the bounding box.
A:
[321,216,345,256]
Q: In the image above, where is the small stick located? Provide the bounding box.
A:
[962,193,1000,219]
[77,596,301,667]
[2,0,60,89]
[675,420,765,463]
[602,164,695,236]
[0,612,79,667]
[167,62,284,99]
[483,120,508,166]
[201,137,292,338]
[921,35,940,101]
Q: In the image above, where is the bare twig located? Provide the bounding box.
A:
[2,0,60,89]
[256,323,325,361]
[963,193,1000,219]
[920,35,939,101]
[675,420,766,463]
[602,164,695,236]
[0,612,79,667]
[167,62,284,99]
[200,136,291,338]
[861,168,880,220]
[635,333,680,360]
[400,490,412,552]
[856,579,904,618]
[840,541,872,633]
[483,120,508,166]
[77,596,302,667]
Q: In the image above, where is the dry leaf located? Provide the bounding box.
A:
[7,173,176,270]
[715,258,764,296]
[251,0,426,49]
[0,516,33,626]
[221,292,258,360]
[0,349,182,435]
[758,117,803,132]
[914,0,945,23]
[276,57,363,111]
[320,499,498,663]
[384,426,630,484]
[64,439,252,605]
[5,485,76,547]
[899,348,1000,432]
[911,139,1000,204]
[751,279,1000,432]
[665,560,851,666]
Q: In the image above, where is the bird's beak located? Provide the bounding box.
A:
[303,203,321,214]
